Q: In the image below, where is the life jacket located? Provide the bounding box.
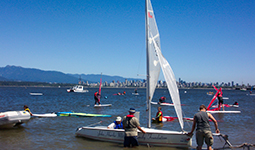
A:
[114,121,123,129]
[24,108,31,113]
[156,111,163,121]
[125,115,135,128]
[94,92,98,97]
[126,115,134,118]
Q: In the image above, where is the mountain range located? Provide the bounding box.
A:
[0,65,142,84]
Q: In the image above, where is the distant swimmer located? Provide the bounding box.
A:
[159,96,166,103]
[233,101,239,105]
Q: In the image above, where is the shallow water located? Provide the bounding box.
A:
[0,87,254,150]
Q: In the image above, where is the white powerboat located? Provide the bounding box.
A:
[67,85,89,93]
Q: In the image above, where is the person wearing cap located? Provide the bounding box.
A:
[24,105,33,116]
[122,108,146,148]
[107,116,123,129]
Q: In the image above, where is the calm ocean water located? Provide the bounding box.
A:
[0,87,254,150]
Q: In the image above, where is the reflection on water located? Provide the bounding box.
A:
[0,87,254,150]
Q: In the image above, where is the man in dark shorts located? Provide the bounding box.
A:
[122,108,146,148]
[188,105,220,150]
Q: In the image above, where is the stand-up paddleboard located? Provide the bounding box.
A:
[71,113,111,117]
[33,113,57,117]
[56,111,111,117]
[56,111,73,116]
[207,110,241,114]
[94,104,112,108]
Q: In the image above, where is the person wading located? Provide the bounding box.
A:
[188,104,220,150]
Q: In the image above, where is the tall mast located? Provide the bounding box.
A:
[145,0,151,128]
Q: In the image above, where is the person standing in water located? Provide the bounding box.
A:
[152,107,163,123]
[94,91,101,105]
[123,108,146,148]
[217,92,224,111]
[188,104,220,150]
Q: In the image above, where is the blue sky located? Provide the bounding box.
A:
[0,0,254,85]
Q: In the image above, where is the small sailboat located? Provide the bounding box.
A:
[132,89,139,95]
[94,73,112,108]
[247,86,255,96]
[75,0,191,148]
[206,87,241,114]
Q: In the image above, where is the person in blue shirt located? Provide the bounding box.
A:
[107,116,123,129]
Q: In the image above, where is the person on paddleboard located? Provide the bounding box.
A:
[158,96,166,103]
[188,104,220,150]
[107,116,123,129]
[24,105,33,116]
[94,91,101,105]
[152,107,163,123]
[123,108,146,148]
[217,92,224,111]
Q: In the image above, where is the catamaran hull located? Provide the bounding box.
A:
[76,126,192,148]
[207,110,241,114]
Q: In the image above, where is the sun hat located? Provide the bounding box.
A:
[129,108,135,113]
[116,116,121,121]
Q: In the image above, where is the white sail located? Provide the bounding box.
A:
[146,0,161,128]
[146,0,184,130]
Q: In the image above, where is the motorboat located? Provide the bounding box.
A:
[67,85,89,93]
[0,111,31,128]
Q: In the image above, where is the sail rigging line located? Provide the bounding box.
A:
[136,42,145,79]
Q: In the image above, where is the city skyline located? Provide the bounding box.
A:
[0,0,254,85]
